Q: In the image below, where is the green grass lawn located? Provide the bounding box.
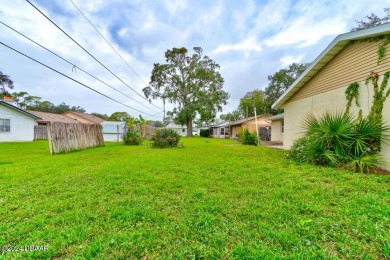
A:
[0,138,389,259]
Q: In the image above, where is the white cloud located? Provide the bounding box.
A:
[252,0,290,33]
[262,0,354,48]
[163,0,188,15]
[280,55,303,67]
[213,37,262,57]
[265,16,347,48]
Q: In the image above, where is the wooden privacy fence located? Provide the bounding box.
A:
[259,126,271,141]
[47,122,104,154]
[34,125,48,140]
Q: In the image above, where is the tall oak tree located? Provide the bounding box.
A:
[143,47,229,136]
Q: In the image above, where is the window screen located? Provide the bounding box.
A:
[0,119,10,132]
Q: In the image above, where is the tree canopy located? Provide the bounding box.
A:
[143,47,229,136]
[264,63,310,114]
[219,109,243,122]
[351,8,390,31]
[107,112,131,122]
[91,113,109,121]
[238,89,267,118]
[3,91,86,114]
[0,71,14,95]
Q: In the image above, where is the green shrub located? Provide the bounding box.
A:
[287,136,311,163]
[123,130,143,145]
[288,111,389,172]
[200,129,210,137]
[152,128,181,148]
[240,129,258,146]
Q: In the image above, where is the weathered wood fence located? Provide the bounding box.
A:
[34,125,48,140]
[47,122,104,154]
[259,126,271,141]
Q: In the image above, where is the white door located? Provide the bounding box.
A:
[220,127,225,138]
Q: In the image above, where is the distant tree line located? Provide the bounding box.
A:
[1,91,86,114]
[1,90,163,125]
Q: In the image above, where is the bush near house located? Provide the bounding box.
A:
[151,128,181,148]
[288,111,389,173]
[123,130,143,145]
[200,129,209,137]
[237,128,258,146]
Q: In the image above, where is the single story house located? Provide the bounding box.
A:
[266,113,284,143]
[27,110,82,125]
[229,114,272,139]
[209,122,230,138]
[101,121,126,142]
[63,111,105,124]
[0,99,41,142]
[165,124,187,136]
[272,23,390,170]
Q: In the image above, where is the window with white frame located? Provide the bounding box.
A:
[182,128,185,133]
[0,118,11,132]
[281,120,284,134]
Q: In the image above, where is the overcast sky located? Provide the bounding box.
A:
[0,0,388,120]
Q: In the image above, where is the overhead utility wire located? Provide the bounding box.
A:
[68,0,154,97]
[0,41,161,117]
[25,0,163,111]
[69,1,163,112]
[69,0,163,112]
[0,21,158,113]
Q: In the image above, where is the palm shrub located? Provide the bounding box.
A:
[302,112,354,166]
[152,128,181,148]
[289,111,389,172]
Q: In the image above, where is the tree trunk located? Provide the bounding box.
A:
[186,117,193,137]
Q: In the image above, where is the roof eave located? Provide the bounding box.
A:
[0,101,42,119]
[272,23,390,109]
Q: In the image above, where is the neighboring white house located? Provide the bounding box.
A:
[101,121,126,142]
[0,99,41,142]
[165,124,187,136]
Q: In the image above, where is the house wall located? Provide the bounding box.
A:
[167,127,187,137]
[210,126,231,138]
[103,133,122,142]
[231,125,242,138]
[284,75,390,171]
[270,119,283,142]
[289,40,390,102]
[0,104,35,142]
[231,116,271,138]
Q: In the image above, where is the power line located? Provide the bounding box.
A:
[25,0,163,111]
[0,41,161,117]
[69,0,151,89]
[68,0,163,111]
[0,20,158,113]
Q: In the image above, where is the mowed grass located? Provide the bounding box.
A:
[0,138,389,259]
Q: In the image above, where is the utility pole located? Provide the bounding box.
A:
[247,96,259,146]
[253,99,259,146]
[246,106,249,129]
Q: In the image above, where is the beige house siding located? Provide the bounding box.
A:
[231,125,242,138]
[284,75,390,171]
[270,119,284,142]
[230,116,271,138]
[289,40,390,102]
